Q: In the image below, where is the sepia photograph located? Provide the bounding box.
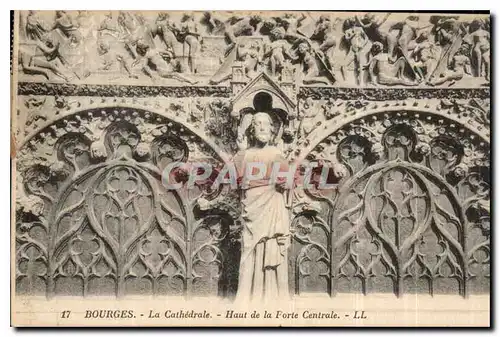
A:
[9,9,491,327]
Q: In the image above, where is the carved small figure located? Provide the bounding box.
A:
[97,40,137,78]
[24,97,47,128]
[190,99,206,127]
[135,142,151,159]
[117,11,156,59]
[52,10,82,46]
[97,12,120,38]
[22,195,45,217]
[49,160,68,179]
[340,17,371,85]
[25,10,48,41]
[97,12,115,33]
[322,98,341,120]
[177,14,201,74]
[371,143,385,160]
[132,41,199,84]
[90,141,107,161]
[386,15,432,63]
[24,96,46,109]
[415,143,431,158]
[202,11,228,35]
[293,42,329,85]
[155,13,179,57]
[54,96,69,110]
[364,42,418,86]
[408,31,440,83]
[274,13,306,39]
[209,39,262,85]
[332,161,349,179]
[220,15,263,49]
[464,19,490,81]
[309,15,339,71]
[355,13,391,45]
[18,33,73,82]
[428,42,472,86]
[75,10,94,39]
[432,16,461,47]
[298,97,319,141]
[263,27,294,79]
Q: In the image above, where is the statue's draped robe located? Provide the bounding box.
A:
[233,146,290,302]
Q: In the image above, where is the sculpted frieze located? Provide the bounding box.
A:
[17,82,233,97]
[15,93,490,164]
[16,11,490,89]
[298,86,490,100]
[272,96,489,162]
[14,96,237,156]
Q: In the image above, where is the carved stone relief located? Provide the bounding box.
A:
[13,11,490,300]
[15,107,242,297]
[17,11,489,88]
[288,110,489,296]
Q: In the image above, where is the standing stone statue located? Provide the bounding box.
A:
[233,112,291,303]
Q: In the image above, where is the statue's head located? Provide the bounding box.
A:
[371,42,383,55]
[90,141,107,161]
[470,19,485,32]
[136,39,150,56]
[97,40,110,55]
[135,142,150,158]
[157,12,170,21]
[318,15,330,23]
[270,27,286,40]
[457,42,471,56]
[298,42,310,55]
[249,15,262,24]
[250,112,274,145]
[250,40,261,50]
[416,30,430,42]
[40,33,55,47]
[363,13,375,22]
[182,13,194,22]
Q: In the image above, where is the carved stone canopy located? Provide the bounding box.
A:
[230,72,297,121]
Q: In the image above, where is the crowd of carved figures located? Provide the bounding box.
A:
[18,11,490,86]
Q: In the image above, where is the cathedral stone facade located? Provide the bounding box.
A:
[14,11,490,299]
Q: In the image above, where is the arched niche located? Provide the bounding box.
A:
[288,109,490,298]
[294,107,490,164]
[15,107,239,299]
[231,72,296,120]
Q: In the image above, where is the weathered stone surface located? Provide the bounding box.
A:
[14,11,490,299]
